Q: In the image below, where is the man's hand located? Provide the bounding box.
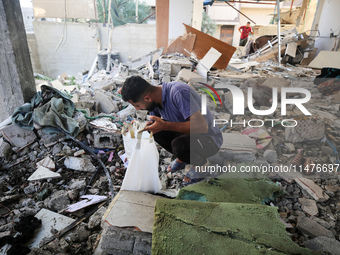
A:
[144,116,166,134]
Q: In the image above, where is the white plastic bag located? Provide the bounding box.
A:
[121,122,162,193]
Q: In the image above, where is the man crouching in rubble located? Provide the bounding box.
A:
[120,76,223,184]
[121,76,223,184]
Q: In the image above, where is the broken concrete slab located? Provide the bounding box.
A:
[28,166,61,181]
[30,209,74,248]
[297,216,335,238]
[102,190,163,233]
[91,80,116,91]
[304,236,340,255]
[285,120,325,143]
[159,56,192,76]
[219,133,257,162]
[184,24,236,69]
[36,156,55,170]
[262,77,291,89]
[153,199,313,255]
[1,123,37,148]
[263,149,278,164]
[298,198,318,216]
[100,226,152,255]
[308,51,340,69]
[64,156,96,172]
[0,137,11,157]
[295,177,329,202]
[196,47,222,78]
[93,130,119,149]
[175,69,205,83]
[94,91,119,114]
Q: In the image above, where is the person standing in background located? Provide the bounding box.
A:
[238,21,254,46]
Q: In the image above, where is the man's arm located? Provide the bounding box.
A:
[145,111,208,134]
[238,27,242,33]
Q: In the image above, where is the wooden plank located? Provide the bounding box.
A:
[296,0,308,27]
[165,33,196,57]
[308,51,340,69]
[184,24,236,69]
[300,48,318,66]
[156,0,169,51]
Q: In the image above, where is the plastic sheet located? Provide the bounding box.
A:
[121,122,161,194]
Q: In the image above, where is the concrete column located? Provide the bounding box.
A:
[0,0,36,122]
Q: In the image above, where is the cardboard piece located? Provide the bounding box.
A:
[300,48,318,66]
[166,33,196,57]
[308,51,340,69]
[66,195,107,212]
[184,24,236,69]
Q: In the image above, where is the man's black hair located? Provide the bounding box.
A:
[121,76,153,102]
[247,21,251,24]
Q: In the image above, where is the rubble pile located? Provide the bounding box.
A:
[1,28,340,254]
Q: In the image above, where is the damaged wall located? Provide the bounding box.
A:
[168,0,203,42]
[32,22,156,78]
[313,0,340,52]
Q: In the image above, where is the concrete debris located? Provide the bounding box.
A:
[0,137,11,157]
[1,123,37,148]
[304,236,340,255]
[28,166,61,181]
[93,130,120,149]
[64,156,96,172]
[263,149,278,164]
[298,198,318,216]
[285,120,325,143]
[30,209,74,248]
[94,91,119,114]
[297,216,335,238]
[219,133,257,162]
[295,177,330,202]
[102,191,163,233]
[36,156,55,169]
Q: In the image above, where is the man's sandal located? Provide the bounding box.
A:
[167,159,187,173]
[182,167,209,186]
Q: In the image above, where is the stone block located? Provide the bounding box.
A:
[304,236,340,254]
[297,216,334,238]
[94,91,119,114]
[285,120,324,143]
[1,123,36,148]
[0,137,11,157]
[93,130,119,149]
[64,156,96,172]
[298,198,318,216]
